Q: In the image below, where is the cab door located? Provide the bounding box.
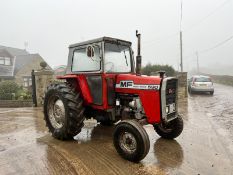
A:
[71,43,103,106]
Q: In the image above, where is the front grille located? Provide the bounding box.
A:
[166,79,177,104]
[166,78,178,119]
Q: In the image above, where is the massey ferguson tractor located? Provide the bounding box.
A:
[44,31,183,162]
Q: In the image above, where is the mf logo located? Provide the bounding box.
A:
[120,81,133,88]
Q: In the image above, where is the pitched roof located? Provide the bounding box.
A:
[0,45,28,56]
[0,45,51,78]
[0,49,14,58]
[14,54,43,74]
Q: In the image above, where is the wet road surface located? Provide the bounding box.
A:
[0,83,233,175]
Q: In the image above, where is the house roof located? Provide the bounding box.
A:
[14,54,48,74]
[0,45,28,56]
[0,45,51,78]
[0,49,14,58]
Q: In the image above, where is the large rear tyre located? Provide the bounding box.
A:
[113,120,150,162]
[44,83,85,140]
[153,116,183,139]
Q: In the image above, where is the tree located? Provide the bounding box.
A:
[142,63,175,76]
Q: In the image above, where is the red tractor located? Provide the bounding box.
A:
[44,31,183,162]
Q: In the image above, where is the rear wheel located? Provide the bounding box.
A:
[154,116,183,139]
[44,83,85,140]
[113,120,150,162]
[210,91,214,95]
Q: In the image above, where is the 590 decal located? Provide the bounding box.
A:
[116,81,160,90]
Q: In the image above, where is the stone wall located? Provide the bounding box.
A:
[176,72,188,101]
[34,69,54,107]
[0,100,33,108]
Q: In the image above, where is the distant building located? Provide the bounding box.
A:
[54,65,67,76]
[0,45,52,88]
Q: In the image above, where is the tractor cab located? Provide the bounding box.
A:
[66,37,135,74]
[62,37,137,111]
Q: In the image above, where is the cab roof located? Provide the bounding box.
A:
[69,37,132,48]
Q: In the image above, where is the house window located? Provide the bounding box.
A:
[5,58,11,65]
[0,57,11,65]
[0,57,4,64]
[23,77,32,87]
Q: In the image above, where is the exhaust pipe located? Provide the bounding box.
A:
[136,30,142,76]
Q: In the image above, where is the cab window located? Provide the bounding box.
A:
[72,45,101,72]
[104,43,131,73]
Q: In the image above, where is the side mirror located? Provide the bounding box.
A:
[86,45,95,58]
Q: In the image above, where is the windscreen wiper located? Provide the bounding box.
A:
[123,50,128,66]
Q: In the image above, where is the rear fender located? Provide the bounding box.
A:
[57,75,93,104]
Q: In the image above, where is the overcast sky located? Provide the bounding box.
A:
[0,0,232,72]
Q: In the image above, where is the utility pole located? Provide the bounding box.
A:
[180,0,183,72]
[180,31,183,72]
[177,59,180,72]
[196,51,199,74]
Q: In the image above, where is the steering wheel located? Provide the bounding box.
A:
[105,62,114,72]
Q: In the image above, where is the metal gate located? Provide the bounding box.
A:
[31,70,37,107]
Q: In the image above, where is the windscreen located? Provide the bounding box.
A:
[195,77,211,82]
[104,43,131,73]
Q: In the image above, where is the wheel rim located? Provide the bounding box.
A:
[119,132,137,154]
[47,96,65,129]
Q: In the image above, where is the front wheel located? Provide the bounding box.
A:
[113,120,150,162]
[154,116,183,139]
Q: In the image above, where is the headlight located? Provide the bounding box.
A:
[166,106,169,114]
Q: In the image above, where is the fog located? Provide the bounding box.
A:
[0,0,232,74]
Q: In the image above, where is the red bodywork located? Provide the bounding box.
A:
[58,73,162,124]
